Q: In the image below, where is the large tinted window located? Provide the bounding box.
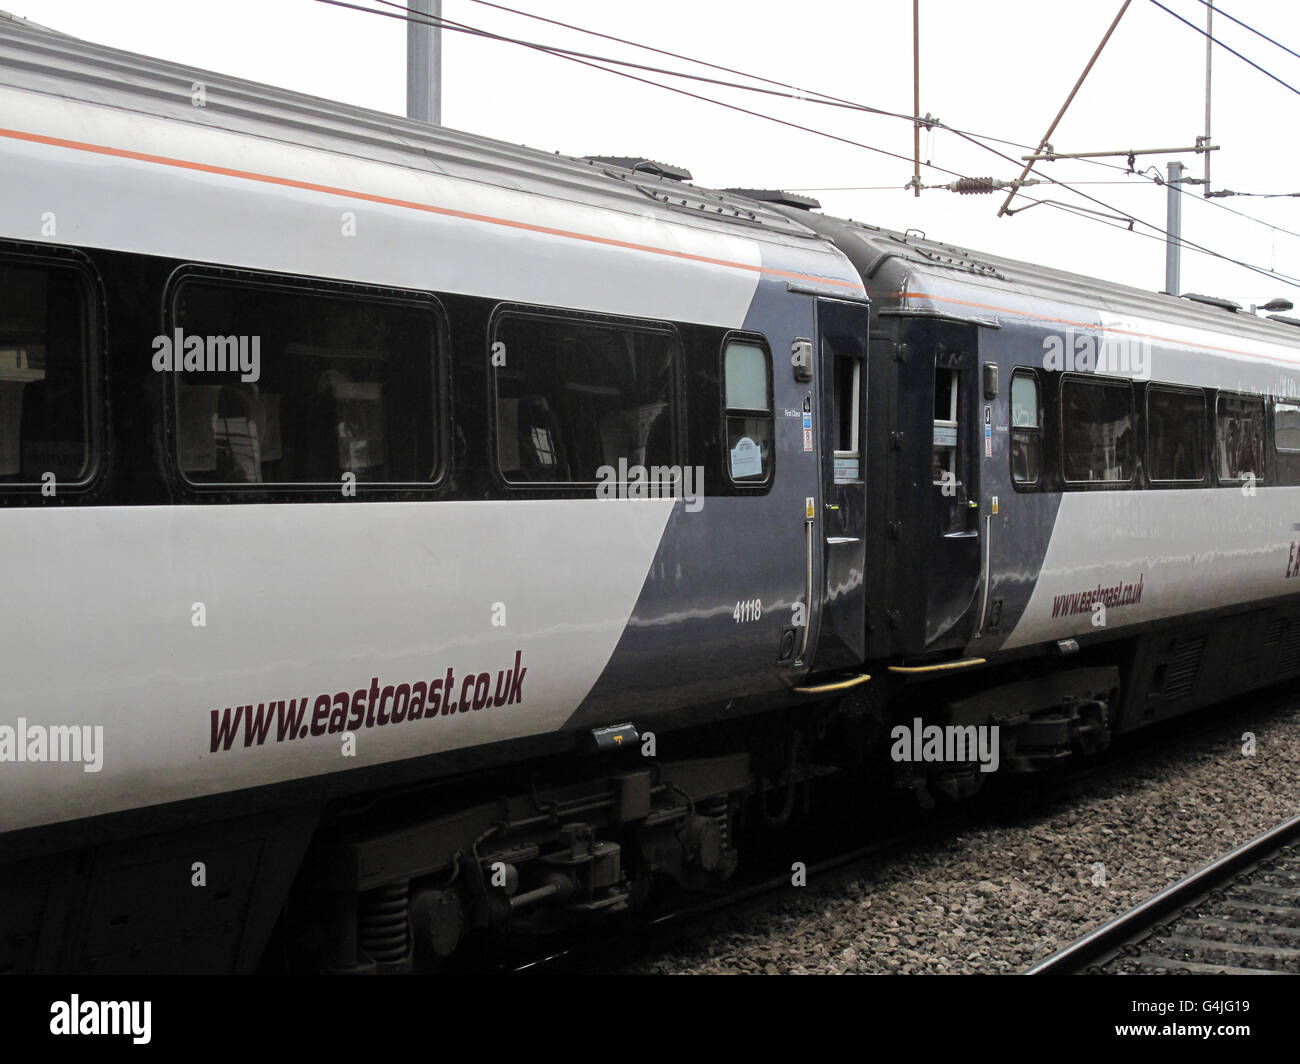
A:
[170,278,440,486]
[1061,377,1134,484]
[494,311,678,484]
[0,258,91,488]
[1147,386,1206,482]
[1216,393,1266,484]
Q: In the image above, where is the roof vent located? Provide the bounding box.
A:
[1181,293,1242,312]
[723,188,821,210]
[584,157,692,181]
[1268,314,1300,328]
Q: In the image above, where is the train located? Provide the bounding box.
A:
[3,12,1300,974]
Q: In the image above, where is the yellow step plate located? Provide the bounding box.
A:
[888,657,987,675]
[792,673,872,694]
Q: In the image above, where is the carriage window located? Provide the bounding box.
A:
[494,312,679,484]
[0,259,91,488]
[1061,377,1134,484]
[1275,402,1300,452]
[724,339,772,484]
[170,278,439,486]
[1147,387,1206,482]
[1010,371,1040,486]
[1216,393,1265,484]
[1274,400,1300,486]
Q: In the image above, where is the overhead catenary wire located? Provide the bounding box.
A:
[1193,0,1300,64]
[509,3,1300,286]
[1149,0,1300,97]
[1145,166,1300,243]
[363,2,1114,205]
[787,170,1300,254]
[314,0,967,173]
[388,0,1147,175]
[463,0,1133,162]
[783,180,1162,191]
[315,0,1300,292]
[355,0,921,123]
[371,2,1262,201]
[410,0,1300,228]
[339,1,1130,201]
[978,191,1300,290]
[1210,189,1300,199]
[454,0,1300,255]
[398,1,1300,289]
[1043,200,1300,287]
[466,0,876,108]
[940,114,1300,291]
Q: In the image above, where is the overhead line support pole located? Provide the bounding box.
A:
[912,0,920,197]
[1203,1,1213,196]
[407,0,442,124]
[997,0,1132,217]
[1166,160,1184,295]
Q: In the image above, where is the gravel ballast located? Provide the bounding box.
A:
[618,694,1300,974]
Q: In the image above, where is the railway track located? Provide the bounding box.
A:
[500,693,1298,975]
[1026,811,1300,975]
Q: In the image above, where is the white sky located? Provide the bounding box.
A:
[8,0,1300,309]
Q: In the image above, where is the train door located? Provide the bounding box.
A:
[923,333,983,648]
[809,298,870,671]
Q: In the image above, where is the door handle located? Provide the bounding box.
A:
[797,500,814,665]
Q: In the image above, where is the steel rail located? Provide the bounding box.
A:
[1025,810,1300,974]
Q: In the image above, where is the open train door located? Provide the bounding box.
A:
[808,298,870,672]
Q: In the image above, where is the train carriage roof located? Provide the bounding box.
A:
[785,206,1300,353]
[0,11,871,326]
[0,10,829,248]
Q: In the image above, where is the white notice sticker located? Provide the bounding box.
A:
[730,436,763,477]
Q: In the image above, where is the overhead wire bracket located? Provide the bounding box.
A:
[997,0,1133,217]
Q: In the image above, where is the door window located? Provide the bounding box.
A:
[723,339,772,484]
[832,356,861,481]
[932,367,959,492]
[821,302,868,483]
[1010,371,1041,486]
